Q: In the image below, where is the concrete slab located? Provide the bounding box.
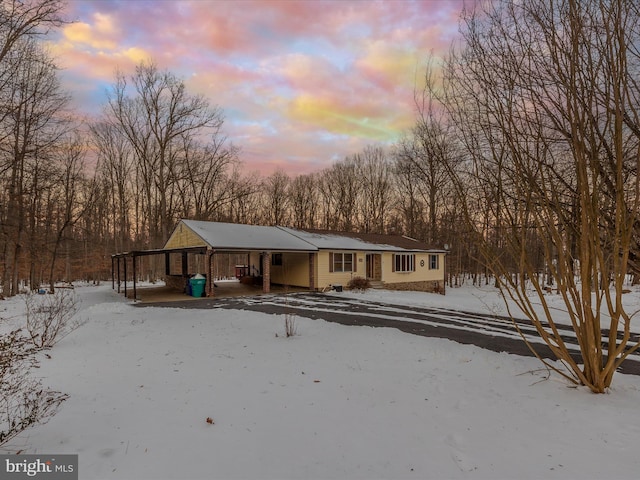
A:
[122,281,308,303]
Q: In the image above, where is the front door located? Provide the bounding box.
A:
[366,254,381,280]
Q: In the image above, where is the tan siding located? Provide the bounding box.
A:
[164,222,207,249]
[316,250,366,289]
[316,251,445,289]
[271,252,310,287]
[382,252,444,283]
[316,251,333,288]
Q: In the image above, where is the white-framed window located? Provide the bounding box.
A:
[429,254,439,270]
[393,253,415,272]
[329,252,355,273]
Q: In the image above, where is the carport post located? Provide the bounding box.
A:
[123,256,127,298]
[206,248,214,297]
[181,251,189,293]
[117,257,121,293]
[309,252,316,290]
[443,248,449,296]
[262,251,271,293]
[181,252,188,276]
[132,254,137,302]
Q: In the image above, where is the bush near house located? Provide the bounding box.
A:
[347,276,371,291]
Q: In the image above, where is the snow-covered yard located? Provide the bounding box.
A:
[2,284,640,479]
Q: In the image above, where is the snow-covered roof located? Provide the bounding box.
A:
[177,220,433,253]
[181,220,317,252]
[281,227,430,252]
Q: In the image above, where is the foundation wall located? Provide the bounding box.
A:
[381,280,444,294]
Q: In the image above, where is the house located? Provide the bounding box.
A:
[160,220,447,296]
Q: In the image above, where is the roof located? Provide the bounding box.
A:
[111,246,207,259]
[171,220,435,253]
[282,227,431,252]
[181,220,318,252]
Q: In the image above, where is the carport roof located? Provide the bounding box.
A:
[181,220,318,252]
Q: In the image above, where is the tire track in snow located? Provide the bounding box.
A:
[139,292,640,376]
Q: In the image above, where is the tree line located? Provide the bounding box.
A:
[3,1,638,297]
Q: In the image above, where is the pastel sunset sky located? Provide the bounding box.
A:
[51,0,465,175]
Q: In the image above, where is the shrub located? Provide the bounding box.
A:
[24,290,83,349]
[284,312,297,337]
[0,329,68,447]
[347,276,371,291]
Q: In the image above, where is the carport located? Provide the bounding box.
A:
[112,220,319,302]
[111,246,208,301]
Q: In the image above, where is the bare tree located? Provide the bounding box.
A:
[0,6,72,444]
[46,134,95,292]
[395,62,454,245]
[316,172,338,230]
[289,173,318,229]
[317,159,360,232]
[222,167,261,224]
[0,0,65,63]
[354,146,391,234]
[262,169,290,226]
[106,61,225,247]
[91,120,134,253]
[173,133,240,220]
[439,0,640,392]
[392,143,428,239]
[0,0,66,131]
[0,39,71,296]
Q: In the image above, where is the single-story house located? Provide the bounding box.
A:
[158,219,447,296]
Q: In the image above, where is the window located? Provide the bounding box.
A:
[330,252,354,273]
[271,253,283,266]
[429,254,439,270]
[393,253,415,272]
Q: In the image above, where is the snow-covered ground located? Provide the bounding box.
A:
[2,283,640,479]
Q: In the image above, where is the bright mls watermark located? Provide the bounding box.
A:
[1,455,77,479]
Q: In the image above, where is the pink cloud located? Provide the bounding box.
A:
[54,0,465,176]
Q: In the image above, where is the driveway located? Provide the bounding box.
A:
[137,291,640,376]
